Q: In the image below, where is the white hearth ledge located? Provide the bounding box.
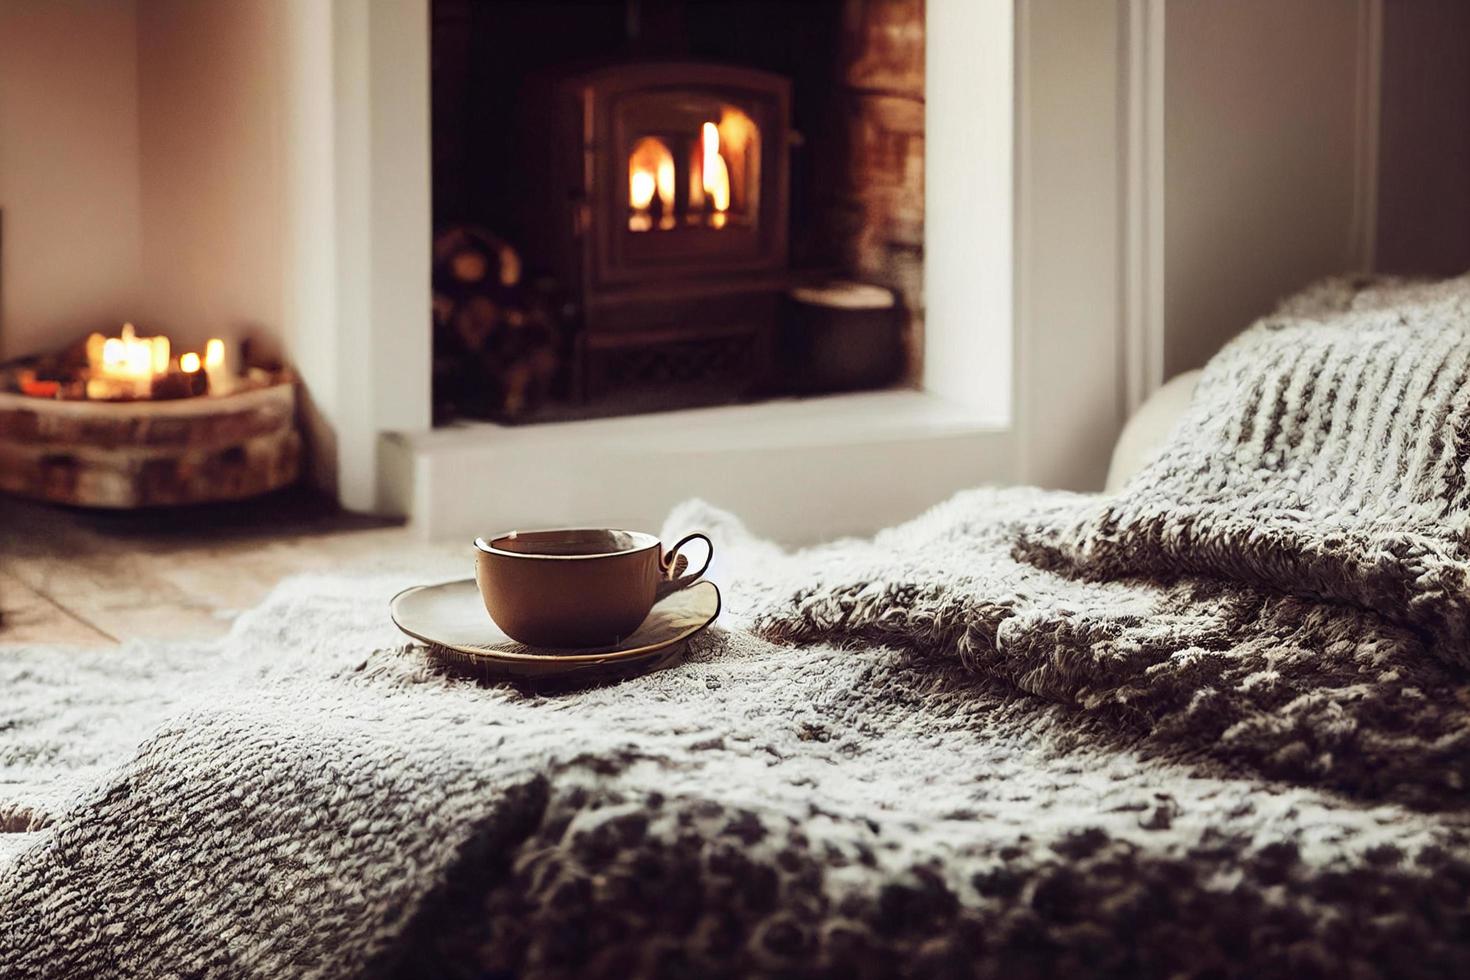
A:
[380,389,1012,545]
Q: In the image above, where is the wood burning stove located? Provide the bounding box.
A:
[525,62,791,417]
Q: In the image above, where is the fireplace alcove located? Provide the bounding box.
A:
[380,0,1012,543]
[430,0,921,424]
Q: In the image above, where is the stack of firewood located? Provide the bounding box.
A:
[431,226,568,423]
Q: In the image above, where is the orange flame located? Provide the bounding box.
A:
[701,122,731,215]
[628,137,676,231]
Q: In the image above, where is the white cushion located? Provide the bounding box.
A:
[1104,370,1202,492]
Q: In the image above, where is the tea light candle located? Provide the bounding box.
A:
[203,339,231,395]
[84,323,171,399]
[178,351,207,397]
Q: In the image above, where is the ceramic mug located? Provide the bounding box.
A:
[472,528,713,648]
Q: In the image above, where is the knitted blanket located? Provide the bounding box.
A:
[3,277,1470,977]
[1025,273,1470,663]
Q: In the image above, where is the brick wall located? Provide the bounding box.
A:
[835,0,925,381]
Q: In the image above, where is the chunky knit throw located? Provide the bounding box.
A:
[3,276,1470,977]
[1025,273,1470,662]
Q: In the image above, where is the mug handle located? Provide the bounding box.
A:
[655,532,713,600]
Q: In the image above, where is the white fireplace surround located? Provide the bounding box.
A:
[319,0,1024,543]
[366,0,1183,544]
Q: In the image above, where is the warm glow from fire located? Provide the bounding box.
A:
[716,109,756,163]
[180,352,201,373]
[701,122,731,214]
[630,170,656,211]
[656,156,675,209]
[628,137,676,231]
[628,109,756,233]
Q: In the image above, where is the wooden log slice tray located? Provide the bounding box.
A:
[0,382,300,508]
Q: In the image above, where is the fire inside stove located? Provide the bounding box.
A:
[626,106,759,233]
[3,323,255,402]
[475,62,789,422]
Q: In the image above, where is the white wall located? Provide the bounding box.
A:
[0,0,143,361]
[924,0,1011,426]
[274,0,432,510]
[280,0,342,495]
[345,0,433,511]
[0,0,292,374]
[1163,0,1373,376]
[135,0,287,356]
[1013,0,1129,491]
[1375,0,1470,276]
[1008,0,1378,490]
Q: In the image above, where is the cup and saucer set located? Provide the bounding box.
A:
[391,529,719,684]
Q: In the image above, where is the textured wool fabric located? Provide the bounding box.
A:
[4,277,1470,976]
[0,489,1468,977]
[1026,273,1470,664]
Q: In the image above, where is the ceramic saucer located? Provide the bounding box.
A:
[389,578,720,682]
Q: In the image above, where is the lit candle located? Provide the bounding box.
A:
[85,332,106,372]
[125,334,152,380]
[102,337,127,375]
[203,338,230,395]
[178,350,205,397]
[90,323,159,397]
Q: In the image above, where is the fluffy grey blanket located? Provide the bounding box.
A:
[4,276,1470,978]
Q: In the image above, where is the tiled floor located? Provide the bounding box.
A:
[0,489,414,647]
